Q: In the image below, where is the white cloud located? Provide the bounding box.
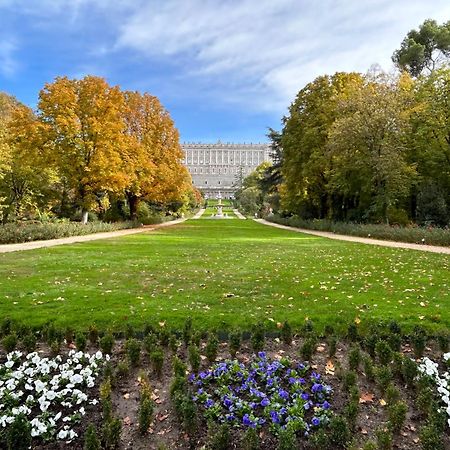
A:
[0,38,18,77]
[115,0,450,111]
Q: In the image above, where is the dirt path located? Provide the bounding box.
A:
[256,219,450,255]
[0,218,186,253]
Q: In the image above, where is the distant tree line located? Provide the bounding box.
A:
[0,76,201,224]
[236,19,450,226]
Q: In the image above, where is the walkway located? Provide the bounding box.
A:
[192,208,206,219]
[233,209,246,219]
[0,218,186,253]
[256,219,450,255]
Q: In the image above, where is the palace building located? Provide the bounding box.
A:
[182,141,272,198]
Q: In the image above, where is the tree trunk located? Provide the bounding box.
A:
[81,210,89,225]
[126,192,140,221]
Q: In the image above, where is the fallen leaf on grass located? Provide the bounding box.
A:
[158,321,166,327]
[359,392,374,404]
[379,399,387,406]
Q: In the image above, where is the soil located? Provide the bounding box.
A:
[1,339,449,449]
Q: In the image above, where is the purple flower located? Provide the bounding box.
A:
[312,383,323,393]
[188,373,195,382]
[278,389,289,400]
[288,377,297,384]
[298,377,306,384]
[322,400,331,410]
[260,397,270,407]
[243,414,256,428]
[223,397,233,408]
[258,352,266,359]
[205,399,214,408]
[270,410,280,424]
[199,371,208,379]
[311,417,320,426]
[301,392,309,401]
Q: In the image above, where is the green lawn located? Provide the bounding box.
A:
[0,217,449,333]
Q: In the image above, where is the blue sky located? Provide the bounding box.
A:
[1,0,450,143]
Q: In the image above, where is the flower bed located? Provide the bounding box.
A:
[418,353,450,427]
[189,352,332,436]
[0,350,107,443]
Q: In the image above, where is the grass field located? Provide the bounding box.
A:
[0,214,449,333]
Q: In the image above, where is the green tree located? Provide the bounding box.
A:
[393,19,450,77]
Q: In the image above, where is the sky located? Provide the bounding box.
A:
[1,0,450,143]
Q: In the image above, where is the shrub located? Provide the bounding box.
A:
[2,334,17,353]
[362,355,375,381]
[411,326,427,358]
[125,323,135,339]
[150,348,164,378]
[138,396,154,435]
[103,416,122,449]
[281,321,293,345]
[205,333,219,364]
[344,400,359,430]
[50,340,60,356]
[251,322,265,352]
[1,317,13,337]
[173,356,187,378]
[75,332,87,352]
[277,427,297,450]
[6,413,31,450]
[181,394,198,437]
[348,345,361,371]
[375,366,393,394]
[206,422,230,450]
[324,324,335,337]
[125,338,141,366]
[375,340,392,366]
[364,334,378,358]
[116,359,130,379]
[21,334,36,353]
[388,333,402,352]
[387,401,408,432]
[419,424,445,450]
[188,344,201,373]
[84,423,101,450]
[385,383,401,405]
[436,332,449,352]
[415,387,435,417]
[169,335,179,352]
[241,427,260,450]
[300,337,316,361]
[159,328,170,347]
[183,317,193,347]
[100,333,115,355]
[89,325,99,346]
[342,370,357,392]
[401,357,418,387]
[229,330,241,357]
[347,323,359,342]
[328,415,350,448]
[328,335,337,358]
[143,333,157,356]
[375,426,393,450]
[65,327,74,345]
[0,220,136,245]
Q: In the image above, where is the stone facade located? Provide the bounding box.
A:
[182,142,271,198]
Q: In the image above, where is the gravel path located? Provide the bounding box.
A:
[0,218,186,253]
[233,209,246,219]
[192,208,206,219]
[256,219,450,254]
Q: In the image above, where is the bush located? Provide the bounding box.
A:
[328,335,337,358]
[205,333,219,364]
[281,321,293,345]
[419,424,445,450]
[348,345,361,371]
[300,337,316,361]
[342,370,357,392]
[401,357,418,387]
[75,332,87,351]
[21,333,37,353]
[411,326,427,358]
[387,401,408,432]
[267,215,450,247]
[277,427,297,450]
[150,348,164,378]
[207,422,230,450]
[328,415,350,448]
[7,413,31,450]
[103,416,122,449]
[362,355,375,381]
[375,426,393,450]
[138,396,154,435]
[183,317,193,347]
[84,423,101,450]
[0,220,137,245]
[375,341,392,366]
[188,344,201,373]
[100,333,115,355]
[241,427,260,450]
[229,330,241,357]
[89,325,99,346]
[251,322,265,352]
[375,366,393,394]
[2,334,17,353]
[125,338,141,366]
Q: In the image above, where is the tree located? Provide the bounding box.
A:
[38,76,129,223]
[392,19,450,77]
[122,91,191,219]
[328,72,416,223]
[280,72,363,219]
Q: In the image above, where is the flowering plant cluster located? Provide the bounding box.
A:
[418,353,450,427]
[0,350,107,442]
[189,352,332,435]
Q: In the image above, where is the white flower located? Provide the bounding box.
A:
[5,360,14,369]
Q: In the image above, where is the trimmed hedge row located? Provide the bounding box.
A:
[0,221,139,245]
[267,215,450,247]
